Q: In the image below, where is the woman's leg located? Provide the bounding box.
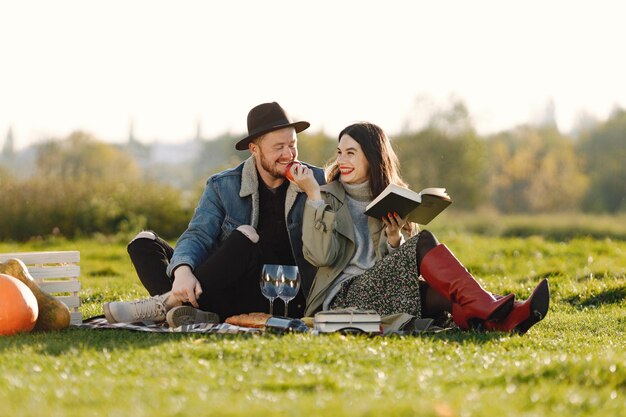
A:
[127,231,174,296]
[330,235,423,317]
[417,230,514,329]
[416,230,453,318]
[419,282,452,319]
[483,279,550,335]
[417,230,549,334]
[329,230,453,319]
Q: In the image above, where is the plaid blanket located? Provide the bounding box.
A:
[74,316,261,334]
[74,316,450,336]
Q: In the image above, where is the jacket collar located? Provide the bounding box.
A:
[320,181,346,201]
[240,156,304,197]
[319,181,355,242]
[240,157,258,197]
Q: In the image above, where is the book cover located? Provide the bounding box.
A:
[314,321,382,334]
[314,309,381,323]
[364,184,452,225]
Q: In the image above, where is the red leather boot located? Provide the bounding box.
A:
[484,279,550,335]
[421,244,515,329]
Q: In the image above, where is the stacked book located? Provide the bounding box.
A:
[314,309,382,335]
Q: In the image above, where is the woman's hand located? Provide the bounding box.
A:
[171,265,203,307]
[382,212,407,248]
[289,163,322,201]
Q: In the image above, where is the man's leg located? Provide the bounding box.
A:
[194,227,271,320]
[125,226,303,322]
[127,231,174,296]
[109,227,263,324]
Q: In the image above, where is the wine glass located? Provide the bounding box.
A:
[277,265,301,317]
[260,264,281,315]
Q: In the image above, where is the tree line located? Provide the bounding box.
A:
[302,104,624,214]
[0,103,624,241]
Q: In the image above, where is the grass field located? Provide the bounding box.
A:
[0,230,625,417]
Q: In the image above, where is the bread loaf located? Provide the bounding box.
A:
[225,312,271,328]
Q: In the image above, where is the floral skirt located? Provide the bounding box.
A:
[330,234,422,318]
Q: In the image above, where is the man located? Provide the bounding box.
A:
[104,102,326,325]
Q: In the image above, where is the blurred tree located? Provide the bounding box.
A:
[192,133,245,181]
[395,101,488,210]
[296,131,336,169]
[570,109,600,139]
[428,100,478,137]
[0,177,192,241]
[529,98,558,130]
[1,127,15,160]
[488,126,588,213]
[35,131,141,182]
[0,165,13,183]
[577,108,626,212]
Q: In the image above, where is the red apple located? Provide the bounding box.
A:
[285,161,302,181]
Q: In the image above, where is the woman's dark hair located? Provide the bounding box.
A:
[326,122,407,198]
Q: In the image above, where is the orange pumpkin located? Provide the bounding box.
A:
[0,259,71,331]
[0,273,39,336]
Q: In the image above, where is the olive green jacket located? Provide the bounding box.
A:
[302,181,414,332]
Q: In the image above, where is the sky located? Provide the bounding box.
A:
[2,0,626,150]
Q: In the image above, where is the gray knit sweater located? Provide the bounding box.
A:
[322,180,376,310]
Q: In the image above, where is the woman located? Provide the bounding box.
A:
[289,122,549,334]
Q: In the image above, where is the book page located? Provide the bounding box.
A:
[420,187,450,200]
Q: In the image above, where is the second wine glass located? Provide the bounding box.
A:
[277,265,301,318]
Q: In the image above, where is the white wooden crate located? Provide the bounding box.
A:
[0,251,82,325]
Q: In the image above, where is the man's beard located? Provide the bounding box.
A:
[258,151,292,180]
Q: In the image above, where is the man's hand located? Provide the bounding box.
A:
[172,265,203,307]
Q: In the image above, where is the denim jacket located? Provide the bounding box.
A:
[167,156,326,297]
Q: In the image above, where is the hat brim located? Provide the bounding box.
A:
[235,121,310,151]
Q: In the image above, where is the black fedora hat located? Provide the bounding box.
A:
[235,102,310,150]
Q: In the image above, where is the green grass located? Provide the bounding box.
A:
[1,231,625,417]
[433,211,626,241]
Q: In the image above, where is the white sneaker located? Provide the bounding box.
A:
[104,293,170,323]
[166,306,220,328]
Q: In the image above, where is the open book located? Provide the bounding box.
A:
[364,184,452,225]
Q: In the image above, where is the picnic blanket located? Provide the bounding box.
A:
[74,316,451,335]
[74,316,261,334]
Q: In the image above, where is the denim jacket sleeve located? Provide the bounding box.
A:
[166,176,230,277]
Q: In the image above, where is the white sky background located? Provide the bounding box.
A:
[1,0,625,150]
